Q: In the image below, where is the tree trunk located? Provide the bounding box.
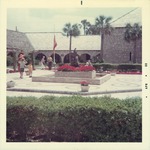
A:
[84,26,85,35]
[31,51,35,70]
[101,33,104,62]
[69,35,72,63]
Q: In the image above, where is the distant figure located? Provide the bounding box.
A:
[47,56,53,70]
[85,59,93,66]
[75,55,79,67]
[28,61,33,77]
[70,48,79,67]
[40,56,46,70]
[18,58,27,79]
[74,48,77,54]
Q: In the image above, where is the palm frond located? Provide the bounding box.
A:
[124,22,142,42]
[105,17,112,24]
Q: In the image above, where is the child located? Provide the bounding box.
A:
[28,61,33,78]
[47,56,53,70]
[18,58,27,79]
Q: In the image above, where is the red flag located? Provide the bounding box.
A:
[53,35,57,51]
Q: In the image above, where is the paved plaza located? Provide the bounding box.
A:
[7,69,142,99]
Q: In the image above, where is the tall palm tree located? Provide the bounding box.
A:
[81,19,91,35]
[63,23,81,62]
[124,23,142,63]
[95,15,113,61]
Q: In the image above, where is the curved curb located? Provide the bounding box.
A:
[7,88,142,96]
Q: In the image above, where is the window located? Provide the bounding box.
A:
[129,52,132,61]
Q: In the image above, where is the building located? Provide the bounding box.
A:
[26,32,101,63]
[104,8,142,63]
[7,8,142,70]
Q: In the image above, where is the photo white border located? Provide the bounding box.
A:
[1,0,150,149]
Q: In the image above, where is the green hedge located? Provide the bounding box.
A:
[7,96,142,142]
[117,64,142,72]
[93,63,142,72]
[93,63,118,71]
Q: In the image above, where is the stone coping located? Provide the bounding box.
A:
[55,70,96,79]
[7,88,142,96]
[32,74,111,85]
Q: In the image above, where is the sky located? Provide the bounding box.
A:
[7,7,137,34]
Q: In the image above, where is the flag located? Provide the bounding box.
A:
[53,35,57,51]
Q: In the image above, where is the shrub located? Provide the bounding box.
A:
[7,105,38,142]
[117,64,142,72]
[78,65,95,71]
[93,63,117,71]
[93,63,142,72]
[57,64,95,72]
[57,64,76,71]
[80,80,89,86]
[7,96,142,142]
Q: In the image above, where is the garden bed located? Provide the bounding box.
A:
[32,64,110,85]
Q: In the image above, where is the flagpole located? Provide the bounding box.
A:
[53,25,56,66]
[53,44,56,66]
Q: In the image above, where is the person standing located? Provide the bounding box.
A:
[47,56,53,70]
[75,55,79,67]
[18,58,27,79]
[40,56,46,70]
[28,61,33,78]
[17,50,24,72]
[85,59,93,66]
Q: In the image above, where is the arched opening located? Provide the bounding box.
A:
[64,52,80,64]
[129,52,132,61]
[80,53,91,63]
[7,52,14,67]
[35,53,47,65]
[64,54,70,63]
[51,53,61,64]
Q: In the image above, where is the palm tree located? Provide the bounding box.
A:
[95,15,113,61]
[81,19,91,35]
[87,25,98,35]
[63,23,81,62]
[124,23,142,63]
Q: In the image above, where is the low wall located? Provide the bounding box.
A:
[100,74,111,84]
[55,71,96,79]
[32,74,111,85]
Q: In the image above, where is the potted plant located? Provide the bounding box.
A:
[80,80,90,92]
[7,80,15,88]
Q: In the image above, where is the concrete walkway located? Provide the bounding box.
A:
[7,69,142,99]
